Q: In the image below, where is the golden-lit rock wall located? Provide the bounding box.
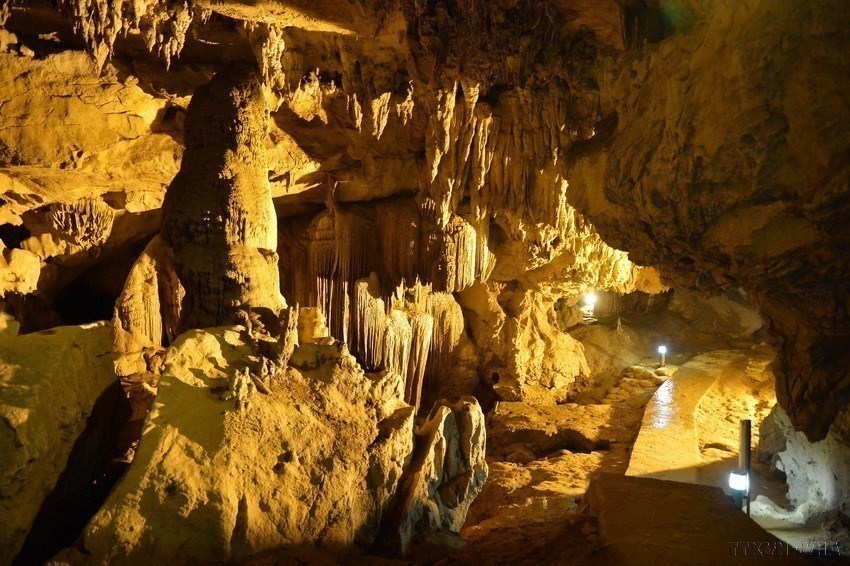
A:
[568,0,850,440]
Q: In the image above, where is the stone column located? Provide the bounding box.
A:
[162,64,285,331]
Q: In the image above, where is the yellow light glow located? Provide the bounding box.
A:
[584,293,597,307]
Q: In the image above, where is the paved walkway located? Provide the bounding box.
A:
[626,350,749,482]
[588,474,807,565]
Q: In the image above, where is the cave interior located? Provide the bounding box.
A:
[1,0,849,564]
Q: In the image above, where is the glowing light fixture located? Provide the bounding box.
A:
[730,419,752,515]
[657,344,667,366]
[580,292,598,324]
[728,470,749,491]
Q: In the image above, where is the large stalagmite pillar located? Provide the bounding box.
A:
[162,64,285,331]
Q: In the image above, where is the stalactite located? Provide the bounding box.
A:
[430,213,495,293]
[395,83,415,126]
[353,273,386,371]
[302,206,377,344]
[281,197,494,403]
[334,207,378,340]
[59,0,196,71]
[425,292,465,397]
[144,0,193,68]
[370,91,393,139]
[305,212,338,339]
[416,82,573,249]
[382,309,411,379]
[246,22,287,90]
[0,2,11,26]
[378,200,424,289]
[47,198,115,248]
[405,311,433,410]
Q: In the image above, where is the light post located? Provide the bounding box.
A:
[657,345,667,367]
[728,419,752,515]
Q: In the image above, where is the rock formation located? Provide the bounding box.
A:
[82,327,415,562]
[382,397,488,555]
[0,319,117,563]
[757,406,850,528]
[162,63,286,331]
[1,0,849,561]
[567,0,850,441]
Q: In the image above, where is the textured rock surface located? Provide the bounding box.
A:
[668,289,763,341]
[568,0,850,440]
[83,327,415,562]
[757,406,850,526]
[0,1,663,409]
[0,320,115,563]
[0,48,179,304]
[162,65,285,331]
[487,402,629,459]
[465,450,601,534]
[1,0,848,560]
[383,397,488,555]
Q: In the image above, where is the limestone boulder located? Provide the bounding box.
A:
[82,327,415,562]
[383,397,488,555]
[459,283,592,405]
[0,320,116,563]
[756,405,850,525]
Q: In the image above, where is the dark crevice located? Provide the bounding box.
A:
[0,223,31,249]
[51,280,118,327]
[13,381,132,565]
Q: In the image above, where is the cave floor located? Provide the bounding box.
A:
[587,473,808,565]
[446,317,833,565]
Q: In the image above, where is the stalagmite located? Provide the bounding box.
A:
[162,64,285,331]
[113,235,182,376]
